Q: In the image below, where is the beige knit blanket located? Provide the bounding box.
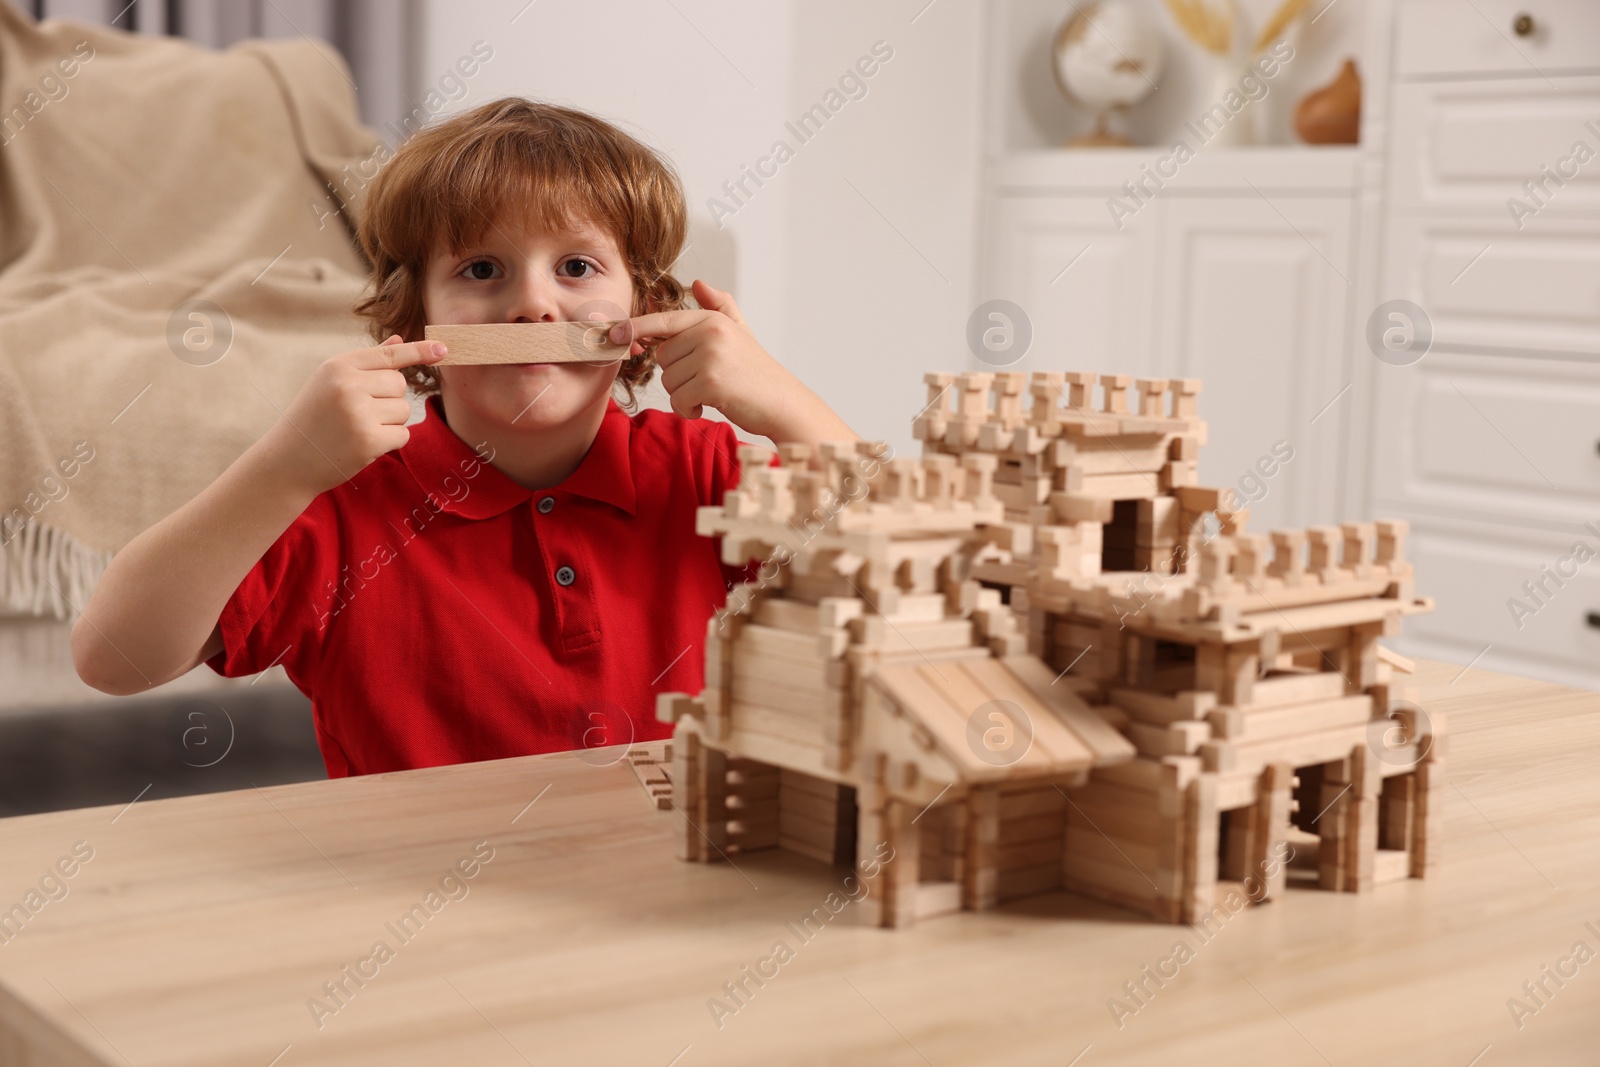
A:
[0,5,382,618]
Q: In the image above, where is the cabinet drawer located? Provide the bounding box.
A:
[1370,352,1600,524]
[1396,0,1600,79]
[1388,78,1600,217]
[1382,216,1600,357]
[1397,516,1600,692]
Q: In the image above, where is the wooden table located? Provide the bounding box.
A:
[1,660,1596,1066]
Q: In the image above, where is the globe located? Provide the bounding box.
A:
[1052,1,1166,146]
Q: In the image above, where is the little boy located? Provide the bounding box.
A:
[73,98,856,777]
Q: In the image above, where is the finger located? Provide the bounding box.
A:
[380,334,403,346]
[609,309,708,347]
[370,397,414,426]
[365,368,410,399]
[660,356,697,395]
[375,425,411,453]
[692,279,747,327]
[353,340,445,371]
[667,377,706,420]
[652,317,723,369]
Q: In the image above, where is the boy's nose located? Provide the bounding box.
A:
[505,274,562,324]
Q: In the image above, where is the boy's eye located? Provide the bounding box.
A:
[558,258,595,279]
[462,260,500,281]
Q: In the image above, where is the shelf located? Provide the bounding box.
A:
[988,146,1362,196]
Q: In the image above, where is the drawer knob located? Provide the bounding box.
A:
[1513,12,1535,36]
[1588,612,1600,630]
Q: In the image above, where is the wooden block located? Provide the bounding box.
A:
[1182,774,1219,924]
[1209,722,1369,778]
[998,787,1067,820]
[1410,760,1445,877]
[913,881,964,919]
[655,692,699,725]
[1110,688,1218,727]
[781,768,848,801]
[1243,671,1347,710]
[998,836,1064,871]
[1063,852,1160,910]
[998,811,1066,845]
[1252,763,1293,900]
[1379,772,1414,851]
[1344,795,1379,892]
[997,860,1064,902]
[1210,695,1373,743]
[782,788,846,825]
[1064,794,1162,848]
[1373,848,1410,885]
[424,321,628,364]
[1377,644,1416,674]
[1317,777,1350,891]
[880,800,921,927]
[1126,719,1211,757]
[963,787,1001,912]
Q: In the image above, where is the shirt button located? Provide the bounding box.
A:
[537,496,555,514]
[555,565,576,587]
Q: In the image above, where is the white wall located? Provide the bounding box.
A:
[416,0,987,454]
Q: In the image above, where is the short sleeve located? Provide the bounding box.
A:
[205,493,340,687]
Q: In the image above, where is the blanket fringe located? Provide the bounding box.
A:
[0,518,112,620]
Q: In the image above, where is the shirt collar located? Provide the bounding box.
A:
[559,399,637,515]
[399,395,636,519]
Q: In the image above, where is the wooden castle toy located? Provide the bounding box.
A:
[657,371,1442,929]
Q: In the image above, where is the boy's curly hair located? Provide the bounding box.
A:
[352,98,688,408]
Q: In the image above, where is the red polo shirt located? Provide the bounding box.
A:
[207,395,749,777]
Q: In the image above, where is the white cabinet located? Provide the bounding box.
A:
[978,149,1359,533]
[982,195,1159,375]
[1361,0,1600,689]
[1155,197,1355,530]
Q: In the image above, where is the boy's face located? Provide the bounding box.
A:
[422,215,634,432]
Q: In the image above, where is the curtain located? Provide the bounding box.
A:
[22,0,418,134]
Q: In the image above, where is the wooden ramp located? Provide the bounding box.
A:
[867,654,1134,785]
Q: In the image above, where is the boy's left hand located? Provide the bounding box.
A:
[608,279,854,447]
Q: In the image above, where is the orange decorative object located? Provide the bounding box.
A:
[1295,58,1362,144]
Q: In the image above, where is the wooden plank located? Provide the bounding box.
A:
[963,787,1001,911]
[1243,671,1349,710]
[781,768,849,801]
[782,788,846,826]
[1374,848,1411,885]
[1206,727,1365,777]
[1108,687,1217,726]
[1001,655,1138,764]
[853,617,977,653]
[1126,719,1211,757]
[425,320,627,364]
[1211,695,1374,742]
[1063,822,1160,876]
[729,703,828,747]
[998,787,1066,820]
[914,881,964,919]
[998,837,1063,871]
[957,657,1090,772]
[997,861,1064,901]
[998,812,1065,845]
[1063,852,1160,907]
[1063,797,1162,848]
[1182,775,1219,924]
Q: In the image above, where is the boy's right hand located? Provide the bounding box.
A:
[263,335,446,497]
